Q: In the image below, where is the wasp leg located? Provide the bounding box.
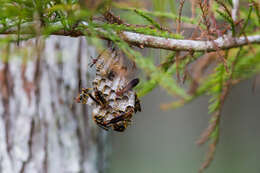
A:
[93,88,111,109]
[106,115,125,125]
[134,93,141,112]
[93,115,110,131]
[88,93,101,105]
[75,88,102,105]
[106,108,134,125]
[112,124,126,132]
[75,88,92,104]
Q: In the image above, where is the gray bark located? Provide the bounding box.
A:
[0,36,109,173]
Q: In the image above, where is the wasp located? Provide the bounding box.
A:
[89,49,107,68]
[116,78,140,96]
[111,110,133,132]
[106,111,131,125]
[134,93,141,113]
[93,115,110,131]
[111,123,127,132]
[93,88,110,109]
[93,113,129,132]
[89,57,98,68]
[101,63,126,81]
[106,70,116,80]
[75,88,98,104]
[105,108,134,130]
[93,108,134,132]
[75,88,110,109]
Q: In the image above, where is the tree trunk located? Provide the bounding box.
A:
[0,36,109,173]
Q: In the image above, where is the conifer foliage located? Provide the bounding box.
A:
[0,0,260,172]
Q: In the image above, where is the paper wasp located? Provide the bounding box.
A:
[93,88,110,109]
[89,49,107,68]
[106,109,133,125]
[134,93,141,113]
[94,108,134,132]
[75,88,110,109]
[93,115,110,131]
[75,88,97,104]
[116,78,140,96]
[93,113,127,132]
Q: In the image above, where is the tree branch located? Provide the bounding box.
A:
[1,26,260,52]
[121,32,260,51]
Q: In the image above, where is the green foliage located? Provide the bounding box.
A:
[0,0,260,172]
[239,5,253,35]
[134,9,161,30]
[102,30,189,99]
[91,23,183,39]
[114,5,198,25]
[233,47,260,79]
[216,9,236,36]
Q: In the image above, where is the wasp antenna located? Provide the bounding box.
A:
[88,93,100,105]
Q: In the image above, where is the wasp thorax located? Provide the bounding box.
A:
[76,48,141,132]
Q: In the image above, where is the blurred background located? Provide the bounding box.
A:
[109,78,260,173]
[107,1,260,172]
[0,0,259,172]
[106,0,260,172]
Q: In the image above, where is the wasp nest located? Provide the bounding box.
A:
[76,49,141,132]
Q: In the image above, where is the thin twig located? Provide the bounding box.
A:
[176,0,186,82]
[177,0,185,34]
[232,0,240,21]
